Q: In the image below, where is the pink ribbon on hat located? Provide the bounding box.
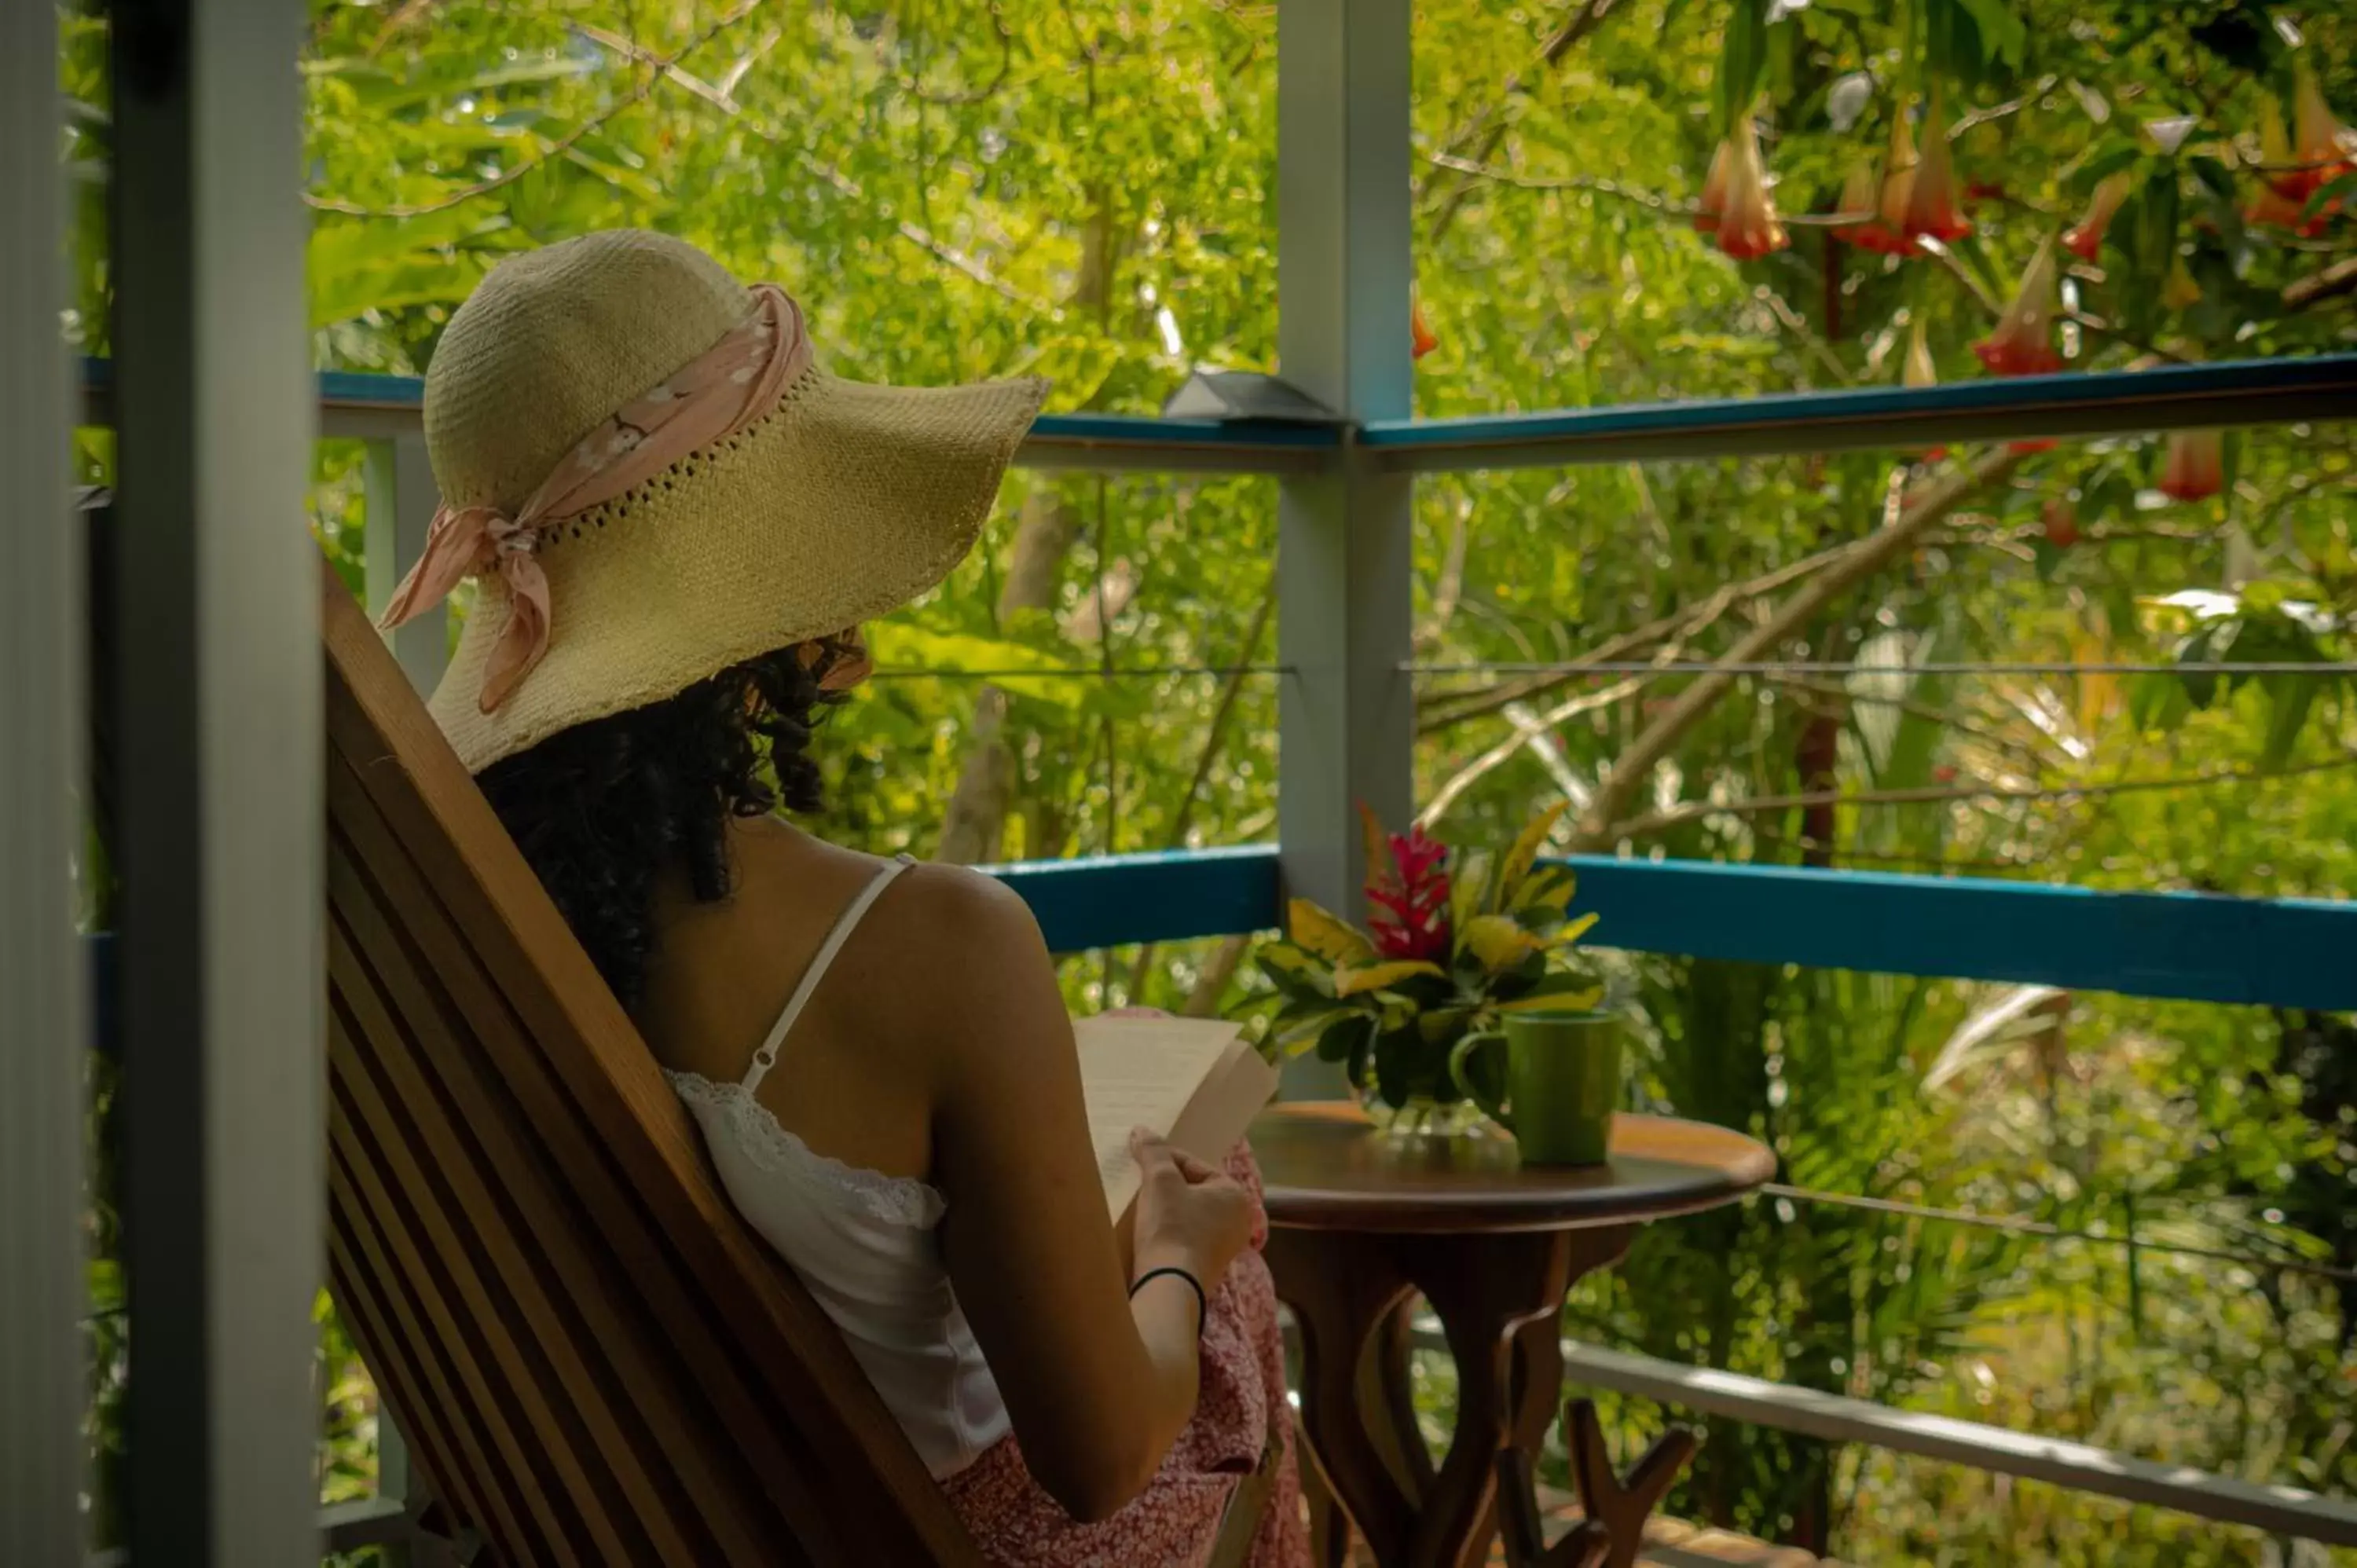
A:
[377,283,816,714]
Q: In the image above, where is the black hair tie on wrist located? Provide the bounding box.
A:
[1130,1266,1208,1337]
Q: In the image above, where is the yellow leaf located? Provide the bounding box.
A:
[1288,898,1375,965]
[1417,1006,1473,1042]
[1450,848,1493,932]
[1494,987,1604,1014]
[1260,944,1325,980]
[1547,912,1600,949]
[1498,801,1570,904]
[1460,913,1544,972]
[1334,960,1445,997]
[1512,863,1578,917]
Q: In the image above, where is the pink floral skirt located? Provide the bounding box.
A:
[940,1145,1310,1568]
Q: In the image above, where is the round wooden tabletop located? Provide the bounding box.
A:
[1252,1102,1775,1234]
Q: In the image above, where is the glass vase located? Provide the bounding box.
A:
[1373,1094,1488,1147]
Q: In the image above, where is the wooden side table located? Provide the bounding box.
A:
[1252,1105,1773,1568]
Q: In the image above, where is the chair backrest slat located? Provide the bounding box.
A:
[321,559,981,1566]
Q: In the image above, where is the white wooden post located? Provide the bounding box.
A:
[364,432,449,692]
[1275,0,1416,1093]
[108,0,325,1559]
[0,0,90,1557]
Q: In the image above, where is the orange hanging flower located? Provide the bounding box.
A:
[2287,62,2354,200]
[2159,429,2224,502]
[1695,138,1732,234]
[1411,296,1439,361]
[1902,90,1974,244]
[1904,317,1946,462]
[1974,237,2066,378]
[2259,93,2301,197]
[1904,316,1937,390]
[1712,116,1789,261]
[2063,171,2134,262]
[1852,109,1920,255]
[1832,163,1879,245]
[2162,258,2203,311]
[2042,499,2080,548]
[2247,176,2328,236]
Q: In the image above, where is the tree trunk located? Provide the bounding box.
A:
[933,192,1116,864]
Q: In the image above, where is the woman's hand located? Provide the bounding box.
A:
[1128,1129,1254,1296]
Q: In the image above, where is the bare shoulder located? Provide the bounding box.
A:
[871,858,1043,954]
[854,860,1069,1081]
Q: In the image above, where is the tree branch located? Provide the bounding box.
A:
[564,17,1054,313]
[307,0,768,218]
[2285,253,2357,311]
[1123,580,1280,998]
[1570,447,2028,850]
[1422,0,1622,244]
[1416,535,1860,738]
[1417,674,1646,830]
[1595,751,2357,844]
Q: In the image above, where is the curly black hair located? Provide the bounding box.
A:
[477,639,853,1006]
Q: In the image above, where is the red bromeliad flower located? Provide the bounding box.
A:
[1365,824,1452,963]
[2160,429,2225,502]
[1974,237,2065,378]
[1902,91,1974,244]
[2063,171,2134,262]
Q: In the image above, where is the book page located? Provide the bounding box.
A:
[1073,1016,1273,1221]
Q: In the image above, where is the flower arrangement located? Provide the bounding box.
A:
[1256,803,1603,1116]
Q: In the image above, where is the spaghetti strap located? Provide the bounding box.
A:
[741,853,916,1095]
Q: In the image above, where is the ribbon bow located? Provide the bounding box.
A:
[378,284,814,714]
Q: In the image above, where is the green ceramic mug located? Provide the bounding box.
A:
[1446,1009,1622,1166]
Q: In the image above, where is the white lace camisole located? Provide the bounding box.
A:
[665,854,1013,1480]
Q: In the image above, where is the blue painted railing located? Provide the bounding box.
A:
[987,844,1285,952]
[79,358,1340,471]
[82,354,2357,473]
[989,847,2354,1011]
[1365,355,2357,467]
[86,847,2350,1057]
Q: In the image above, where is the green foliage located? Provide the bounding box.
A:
[60,0,2357,1558]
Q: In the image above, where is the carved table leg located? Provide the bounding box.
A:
[1268,1222,1640,1568]
[1417,1225,1633,1568]
[1265,1228,1418,1565]
[1563,1398,1698,1568]
[1404,1229,1570,1568]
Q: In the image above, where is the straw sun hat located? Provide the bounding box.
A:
[384,229,1047,774]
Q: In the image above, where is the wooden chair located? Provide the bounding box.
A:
[320,560,1273,1565]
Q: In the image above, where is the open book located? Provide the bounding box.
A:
[1074,1014,1280,1224]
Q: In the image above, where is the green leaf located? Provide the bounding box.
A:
[1335,959,1446,998]
[1952,0,2025,68]
[863,625,1097,707]
[1314,1013,1374,1065]
[2259,676,2316,771]
[1714,0,1772,137]
[1256,947,1335,1002]
[2127,672,2192,734]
